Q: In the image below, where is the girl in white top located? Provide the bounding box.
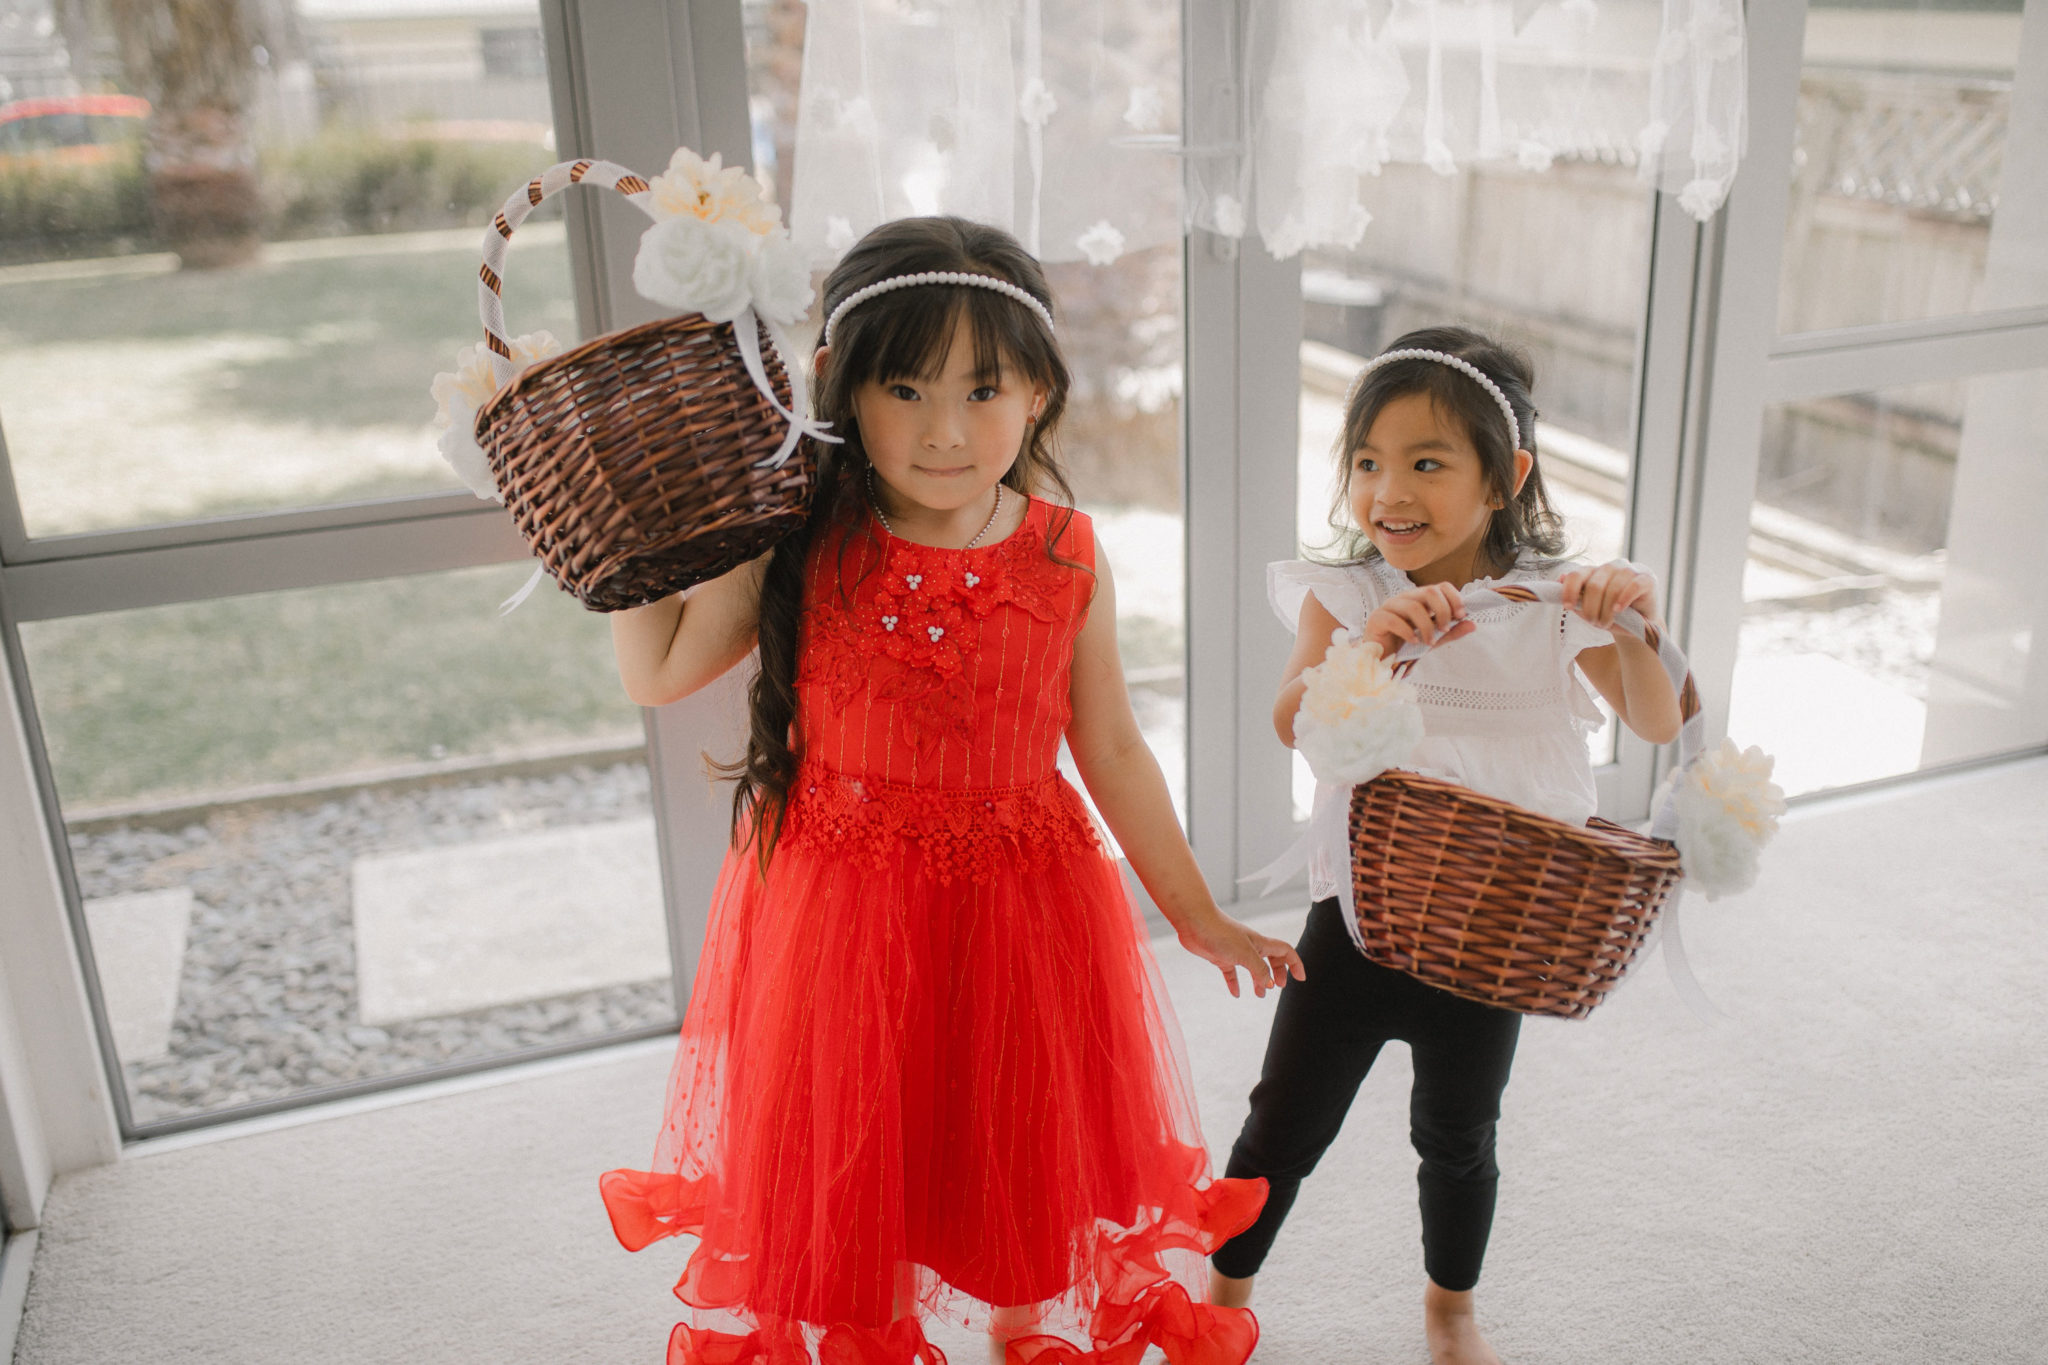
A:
[1208,326,1681,1365]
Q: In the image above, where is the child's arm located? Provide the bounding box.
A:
[609,552,770,707]
[1561,562,1683,745]
[1068,551,1306,997]
[1273,584,1473,747]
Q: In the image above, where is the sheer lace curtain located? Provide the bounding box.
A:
[788,0,1745,266]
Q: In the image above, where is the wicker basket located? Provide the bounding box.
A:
[1347,579,1702,1020]
[469,158,814,611]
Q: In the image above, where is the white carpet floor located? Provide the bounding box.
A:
[15,757,2048,1364]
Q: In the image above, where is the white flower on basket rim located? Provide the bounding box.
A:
[633,213,759,323]
[1662,738,1786,900]
[429,330,563,502]
[1293,629,1424,787]
[647,147,781,234]
[747,231,814,326]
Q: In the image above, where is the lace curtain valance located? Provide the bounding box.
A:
[788,0,1746,266]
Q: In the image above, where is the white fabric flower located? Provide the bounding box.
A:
[1019,78,1058,128]
[1123,84,1165,132]
[1212,193,1247,239]
[648,147,780,234]
[1677,177,1726,221]
[429,330,563,502]
[747,231,814,326]
[1293,631,1425,787]
[1076,220,1126,265]
[1265,215,1307,260]
[1662,739,1785,900]
[633,214,758,322]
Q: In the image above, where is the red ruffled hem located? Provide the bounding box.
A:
[599,1161,1266,1365]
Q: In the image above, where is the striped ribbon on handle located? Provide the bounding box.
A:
[477,158,655,387]
[1381,579,1703,839]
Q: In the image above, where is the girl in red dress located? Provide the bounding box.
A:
[601,216,1303,1365]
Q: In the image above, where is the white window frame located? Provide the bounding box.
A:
[1682,0,2048,783]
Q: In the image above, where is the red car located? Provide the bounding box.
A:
[0,93,150,166]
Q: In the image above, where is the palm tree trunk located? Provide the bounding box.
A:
[109,0,260,269]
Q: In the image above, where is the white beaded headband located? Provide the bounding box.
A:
[1347,348,1525,453]
[821,270,1056,347]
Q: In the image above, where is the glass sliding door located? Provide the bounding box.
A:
[1728,0,2048,799]
[0,0,682,1136]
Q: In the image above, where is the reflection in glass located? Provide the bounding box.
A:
[1780,0,2039,334]
[0,0,569,537]
[19,563,670,1126]
[1736,368,2048,798]
[740,0,1190,821]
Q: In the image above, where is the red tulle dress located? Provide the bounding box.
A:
[600,497,1265,1365]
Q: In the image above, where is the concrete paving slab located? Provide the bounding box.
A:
[1729,651,1926,797]
[81,888,193,1061]
[352,818,668,1025]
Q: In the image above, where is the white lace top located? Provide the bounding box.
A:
[1272,554,1618,903]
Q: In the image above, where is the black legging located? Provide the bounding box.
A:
[1213,897,1522,1292]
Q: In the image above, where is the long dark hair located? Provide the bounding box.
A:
[719,216,1078,856]
[1323,325,1566,572]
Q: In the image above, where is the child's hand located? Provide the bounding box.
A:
[1560,560,1660,634]
[1363,583,1474,659]
[1176,910,1307,999]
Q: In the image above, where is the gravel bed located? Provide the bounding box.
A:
[67,761,675,1128]
[1740,585,1943,699]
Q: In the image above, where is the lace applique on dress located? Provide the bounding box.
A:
[798,515,1078,757]
[784,767,1100,883]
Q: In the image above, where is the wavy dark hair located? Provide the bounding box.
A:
[1320,325,1567,573]
[717,215,1078,858]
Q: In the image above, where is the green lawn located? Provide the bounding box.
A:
[20,562,642,810]
[0,227,578,536]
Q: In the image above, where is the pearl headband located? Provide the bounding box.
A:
[821,270,1056,347]
[1347,348,1524,453]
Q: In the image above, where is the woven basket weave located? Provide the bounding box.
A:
[470,158,814,612]
[1346,580,1701,1020]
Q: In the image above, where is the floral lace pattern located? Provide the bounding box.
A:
[784,764,1099,885]
[798,508,1085,760]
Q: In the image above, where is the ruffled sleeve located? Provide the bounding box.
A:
[1546,560,1645,730]
[1267,559,1374,635]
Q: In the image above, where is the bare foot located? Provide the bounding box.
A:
[1424,1280,1501,1365]
[987,1303,1041,1364]
[1208,1269,1255,1309]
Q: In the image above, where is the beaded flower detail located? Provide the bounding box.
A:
[801,519,1070,756]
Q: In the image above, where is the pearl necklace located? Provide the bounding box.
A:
[868,467,1004,549]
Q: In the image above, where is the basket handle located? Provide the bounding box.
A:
[475,158,659,387]
[1382,577,1704,840]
